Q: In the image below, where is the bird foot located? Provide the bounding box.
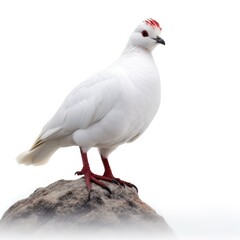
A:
[75,170,112,194]
[75,170,138,193]
[93,174,138,192]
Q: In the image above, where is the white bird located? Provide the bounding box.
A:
[17,18,165,193]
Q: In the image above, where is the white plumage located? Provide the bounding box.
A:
[17,19,165,190]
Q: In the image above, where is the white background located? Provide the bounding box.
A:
[0,0,240,239]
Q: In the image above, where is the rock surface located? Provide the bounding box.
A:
[0,178,174,238]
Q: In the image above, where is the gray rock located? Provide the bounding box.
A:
[0,178,175,239]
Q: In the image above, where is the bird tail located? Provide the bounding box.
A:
[17,140,59,166]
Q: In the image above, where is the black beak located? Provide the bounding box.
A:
[152,36,165,45]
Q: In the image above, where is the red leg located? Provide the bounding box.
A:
[75,148,111,194]
[98,155,138,192]
[102,155,114,178]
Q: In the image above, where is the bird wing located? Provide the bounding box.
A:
[31,69,122,149]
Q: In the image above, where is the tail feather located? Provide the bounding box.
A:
[17,141,59,166]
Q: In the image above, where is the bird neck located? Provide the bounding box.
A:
[121,42,153,57]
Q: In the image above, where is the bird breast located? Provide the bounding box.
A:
[95,55,161,147]
[66,52,161,149]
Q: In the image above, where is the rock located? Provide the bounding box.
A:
[0,178,175,239]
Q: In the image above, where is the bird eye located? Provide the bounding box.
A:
[141,30,149,37]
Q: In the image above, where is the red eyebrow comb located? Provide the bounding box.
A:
[144,18,162,30]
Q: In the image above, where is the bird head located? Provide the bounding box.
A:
[128,18,165,52]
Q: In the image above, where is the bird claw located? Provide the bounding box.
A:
[130,183,138,192]
[102,186,112,195]
[75,171,83,175]
[113,178,125,187]
[113,178,138,192]
[111,179,120,185]
[103,175,138,192]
